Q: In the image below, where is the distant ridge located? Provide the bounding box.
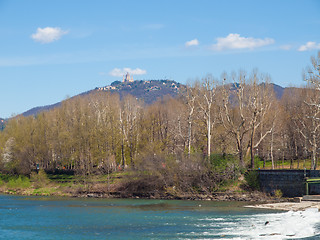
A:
[22,102,62,117]
[96,79,181,104]
[19,79,180,117]
[21,89,94,117]
[1,80,285,118]
[271,83,285,99]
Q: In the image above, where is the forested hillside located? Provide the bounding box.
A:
[17,79,283,118]
[20,79,181,117]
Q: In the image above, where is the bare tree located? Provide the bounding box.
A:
[220,71,251,167]
[246,72,276,168]
[119,95,141,168]
[295,88,320,170]
[197,75,218,158]
[303,51,320,169]
[184,84,197,157]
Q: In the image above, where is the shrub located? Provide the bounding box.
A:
[32,188,55,196]
[210,154,239,172]
[30,170,50,188]
[244,170,260,190]
[7,175,31,189]
[209,154,241,186]
[134,151,216,195]
[254,156,261,169]
[274,189,283,198]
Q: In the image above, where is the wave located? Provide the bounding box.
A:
[193,208,320,239]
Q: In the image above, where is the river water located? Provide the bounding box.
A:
[0,194,320,240]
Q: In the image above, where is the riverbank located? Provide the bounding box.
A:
[0,186,278,202]
[0,171,280,202]
[247,200,320,211]
[0,180,279,202]
[73,190,279,202]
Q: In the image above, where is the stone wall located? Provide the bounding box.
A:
[258,170,320,197]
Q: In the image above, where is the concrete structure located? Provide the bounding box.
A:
[259,170,320,197]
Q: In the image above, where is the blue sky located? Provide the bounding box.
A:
[0,0,320,118]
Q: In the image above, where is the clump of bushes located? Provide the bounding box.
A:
[7,175,31,189]
[123,151,244,197]
[244,170,260,190]
[209,154,241,185]
[30,170,50,188]
[274,189,283,198]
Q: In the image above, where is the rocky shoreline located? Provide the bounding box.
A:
[76,191,274,201]
[1,186,278,202]
[3,186,319,212]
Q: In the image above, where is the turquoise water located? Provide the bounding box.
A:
[0,194,320,240]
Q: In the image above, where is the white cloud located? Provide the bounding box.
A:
[211,33,274,51]
[185,39,199,47]
[109,67,147,77]
[31,27,69,44]
[298,41,320,51]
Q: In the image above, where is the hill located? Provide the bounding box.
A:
[21,89,95,117]
[96,79,181,104]
[0,80,285,119]
[271,83,285,99]
[22,102,62,117]
[20,79,181,117]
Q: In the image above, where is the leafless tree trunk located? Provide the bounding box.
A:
[301,52,320,169]
[197,75,218,158]
[185,84,197,157]
[220,72,250,168]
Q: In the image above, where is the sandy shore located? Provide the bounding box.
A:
[247,201,320,211]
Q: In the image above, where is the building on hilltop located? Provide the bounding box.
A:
[97,85,115,91]
[123,72,134,83]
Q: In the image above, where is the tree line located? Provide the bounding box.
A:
[1,52,320,179]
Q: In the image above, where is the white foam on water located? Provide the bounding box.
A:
[221,207,320,239]
[187,208,320,239]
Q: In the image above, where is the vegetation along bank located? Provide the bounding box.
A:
[0,52,320,200]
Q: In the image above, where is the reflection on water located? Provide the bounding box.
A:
[0,194,319,239]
